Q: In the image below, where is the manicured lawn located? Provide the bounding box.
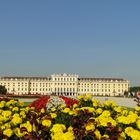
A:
[24,102,31,106]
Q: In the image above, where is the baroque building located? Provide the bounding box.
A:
[0,73,129,96]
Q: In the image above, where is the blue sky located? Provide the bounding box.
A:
[0,0,140,86]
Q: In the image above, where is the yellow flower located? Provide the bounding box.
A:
[114,106,122,113]
[0,115,5,122]
[122,109,128,116]
[63,131,75,140]
[96,108,103,114]
[11,116,22,125]
[96,116,116,127]
[73,104,78,109]
[85,94,92,99]
[102,134,109,138]
[51,132,64,140]
[68,126,73,132]
[62,108,70,113]
[51,107,56,112]
[137,119,140,130]
[24,107,30,113]
[81,107,95,113]
[19,101,24,107]
[41,108,45,113]
[20,111,26,118]
[12,107,19,112]
[101,110,111,117]
[94,129,101,140]
[2,111,12,117]
[77,95,84,100]
[69,111,74,115]
[127,113,138,124]
[125,127,133,136]
[118,132,126,140]
[85,122,95,131]
[51,131,74,140]
[3,128,13,137]
[117,116,129,125]
[50,113,57,118]
[135,106,140,111]
[6,100,16,107]
[13,113,19,117]
[83,96,89,101]
[125,127,140,139]
[42,119,51,127]
[105,100,117,107]
[0,102,4,108]
[0,101,6,105]
[93,102,98,107]
[1,125,6,130]
[4,123,11,129]
[51,124,66,133]
[60,104,65,109]
[20,121,32,132]
[14,127,25,137]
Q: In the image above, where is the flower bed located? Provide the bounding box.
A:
[29,95,79,111]
[0,95,140,139]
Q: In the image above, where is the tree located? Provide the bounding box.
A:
[124,91,128,97]
[0,85,7,95]
[130,86,140,96]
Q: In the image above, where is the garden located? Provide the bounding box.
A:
[0,94,140,140]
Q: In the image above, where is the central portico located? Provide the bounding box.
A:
[51,73,79,96]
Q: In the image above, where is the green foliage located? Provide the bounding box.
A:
[130,86,140,94]
[0,85,7,95]
[55,111,72,127]
[78,99,93,107]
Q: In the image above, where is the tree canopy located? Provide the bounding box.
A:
[130,86,140,93]
[0,85,7,95]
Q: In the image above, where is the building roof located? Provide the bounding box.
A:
[79,78,127,82]
[0,76,128,82]
[0,76,50,81]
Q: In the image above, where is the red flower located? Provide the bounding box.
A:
[29,96,50,110]
[59,96,78,108]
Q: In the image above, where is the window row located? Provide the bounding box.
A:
[54,77,77,81]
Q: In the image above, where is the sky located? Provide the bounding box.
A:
[0,0,140,86]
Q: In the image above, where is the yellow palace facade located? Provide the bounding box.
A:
[0,73,129,96]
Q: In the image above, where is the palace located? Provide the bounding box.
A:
[0,73,129,96]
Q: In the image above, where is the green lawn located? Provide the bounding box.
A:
[24,102,31,106]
